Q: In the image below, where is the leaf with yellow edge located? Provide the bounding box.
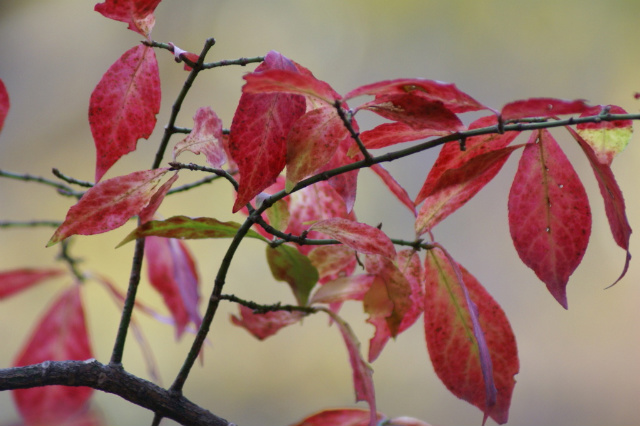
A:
[576,105,632,166]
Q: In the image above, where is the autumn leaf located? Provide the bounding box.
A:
[576,105,633,166]
[231,305,304,340]
[508,130,591,308]
[242,68,340,104]
[357,122,451,153]
[0,268,64,300]
[370,164,416,216]
[501,97,589,120]
[173,106,227,168]
[94,0,162,38]
[12,285,94,426]
[309,274,375,305]
[310,218,396,259]
[229,51,306,212]
[320,134,362,213]
[266,244,319,306]
[139,172,179,223]
[289,408,385,426]
[47,168,172,246]
[0,78,9,135]
[308,244,357,284]
[424,247,518,425]
[89,45,161,182]
[145,236,201,338]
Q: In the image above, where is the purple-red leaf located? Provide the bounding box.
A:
[89,45,161,182]
[310,218,396,259]
[568,127,632,285]
[370,164,417,216]
[229,51,306,212]
[0,268,64,300]
[94,0,162,38]
[508,130,591,308]
[501,97,589,120]
[357,122,450,152]
[12,285,94,426]
[243,69,340,104]
[0,78,9,135]
[231,305,304,340]
[345,78,486,113]
[146,236,201,338]
[424,247,518,425]
[576,105,633,166]
[47,168,171,246]
[139,172,179,223]
[173,106,227,168]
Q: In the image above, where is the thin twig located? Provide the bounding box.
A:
[51,168,94,188]
[0,169,74,194]
[0,220,62,228]
[334,100,372,162]
[219,293,318,314]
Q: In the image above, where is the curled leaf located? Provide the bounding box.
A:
[173,106,227,168]
[231,305,304,340]
[94,0,162,37]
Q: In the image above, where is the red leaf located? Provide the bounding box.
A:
[508,130,591,308]
[229,51,306,212]
[243,69,340,104]
[0,268,64,300]
[139,172,179,223]
[501,97,589,120]
[576,105,633,166]
[415,115,519,205]
[424,248,518,425]
[310,218,396,259]
[321,135,361,213]
[89,45,161,182]
[308,244,357,284]
[289,409,383,426]
[47,168,171,246]
[94,0,162,38]
[567,127,632,285]
[357,94,463,131]
[173,107,227,168]
[231,305,303,340]
[345,78,486,113]
[146,236,201,338]
[286,106,349,191]
[370,164,416,216]
[0,78,9,135]
[12,286,94,426]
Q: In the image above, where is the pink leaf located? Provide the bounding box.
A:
[146,236,201,338]
[231,305,303,340]
[229,51,306,212]
[0,268,64,300]
[0,78,9,135]
[12,285,94,426]
[576,105,633,166]
[139,172,179,223]
[321,135,361,213]
[173,107,227,168]
[308,244,357,284]
[357,122,450,152]
[370,164,416,216]
[309,274,375,305]
[47,168,171,246]
[310,218,396,259]
[286,106,349,191]
[345,78,486,113]
[89,45,161,182]
[567,127,632,285]
[357,94,463,131]
[508,130,591,308]
[289,409,384,426]
[424,247,518,425]
[94,0,162,38]
[501,97,589,120]
[243,69,340,104]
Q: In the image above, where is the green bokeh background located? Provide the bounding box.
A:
[1,1,639,425]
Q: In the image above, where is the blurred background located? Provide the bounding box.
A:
[0,1,639,425]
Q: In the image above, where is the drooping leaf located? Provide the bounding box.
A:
[310,218,396,259]
[415,145,523,235]
[308,244,357,284]
[357,94,463,131]
[508,130,591,308]
[501,97,589,120]
[12,285,94,426]
[288,408,384,426]
[47,168,171,246]
[309,274,375,305]
[424,247,518,425]
[415,115,520,205]
[229,51,306,212]
[0,268,64,300]
[286,106,350,192]
[266,244,319,306]
[344,78,486,113]
[243,68,340,104]
[118,215,267,247]
[576,105,633,166]
[231,305,304,340]
[94,0,162,38]
[138,172,179,223]
[357,122,450,153]
[89,45,161,182]
[0,78,9,135]
[145,236,201,338]
[173,106,227,168]
[567,127,632,285]
[370,164,416,216]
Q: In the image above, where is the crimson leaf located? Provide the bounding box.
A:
[0,268,64,300]
[94,0,162,38]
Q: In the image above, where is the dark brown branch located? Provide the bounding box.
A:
[0,360,231,426]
